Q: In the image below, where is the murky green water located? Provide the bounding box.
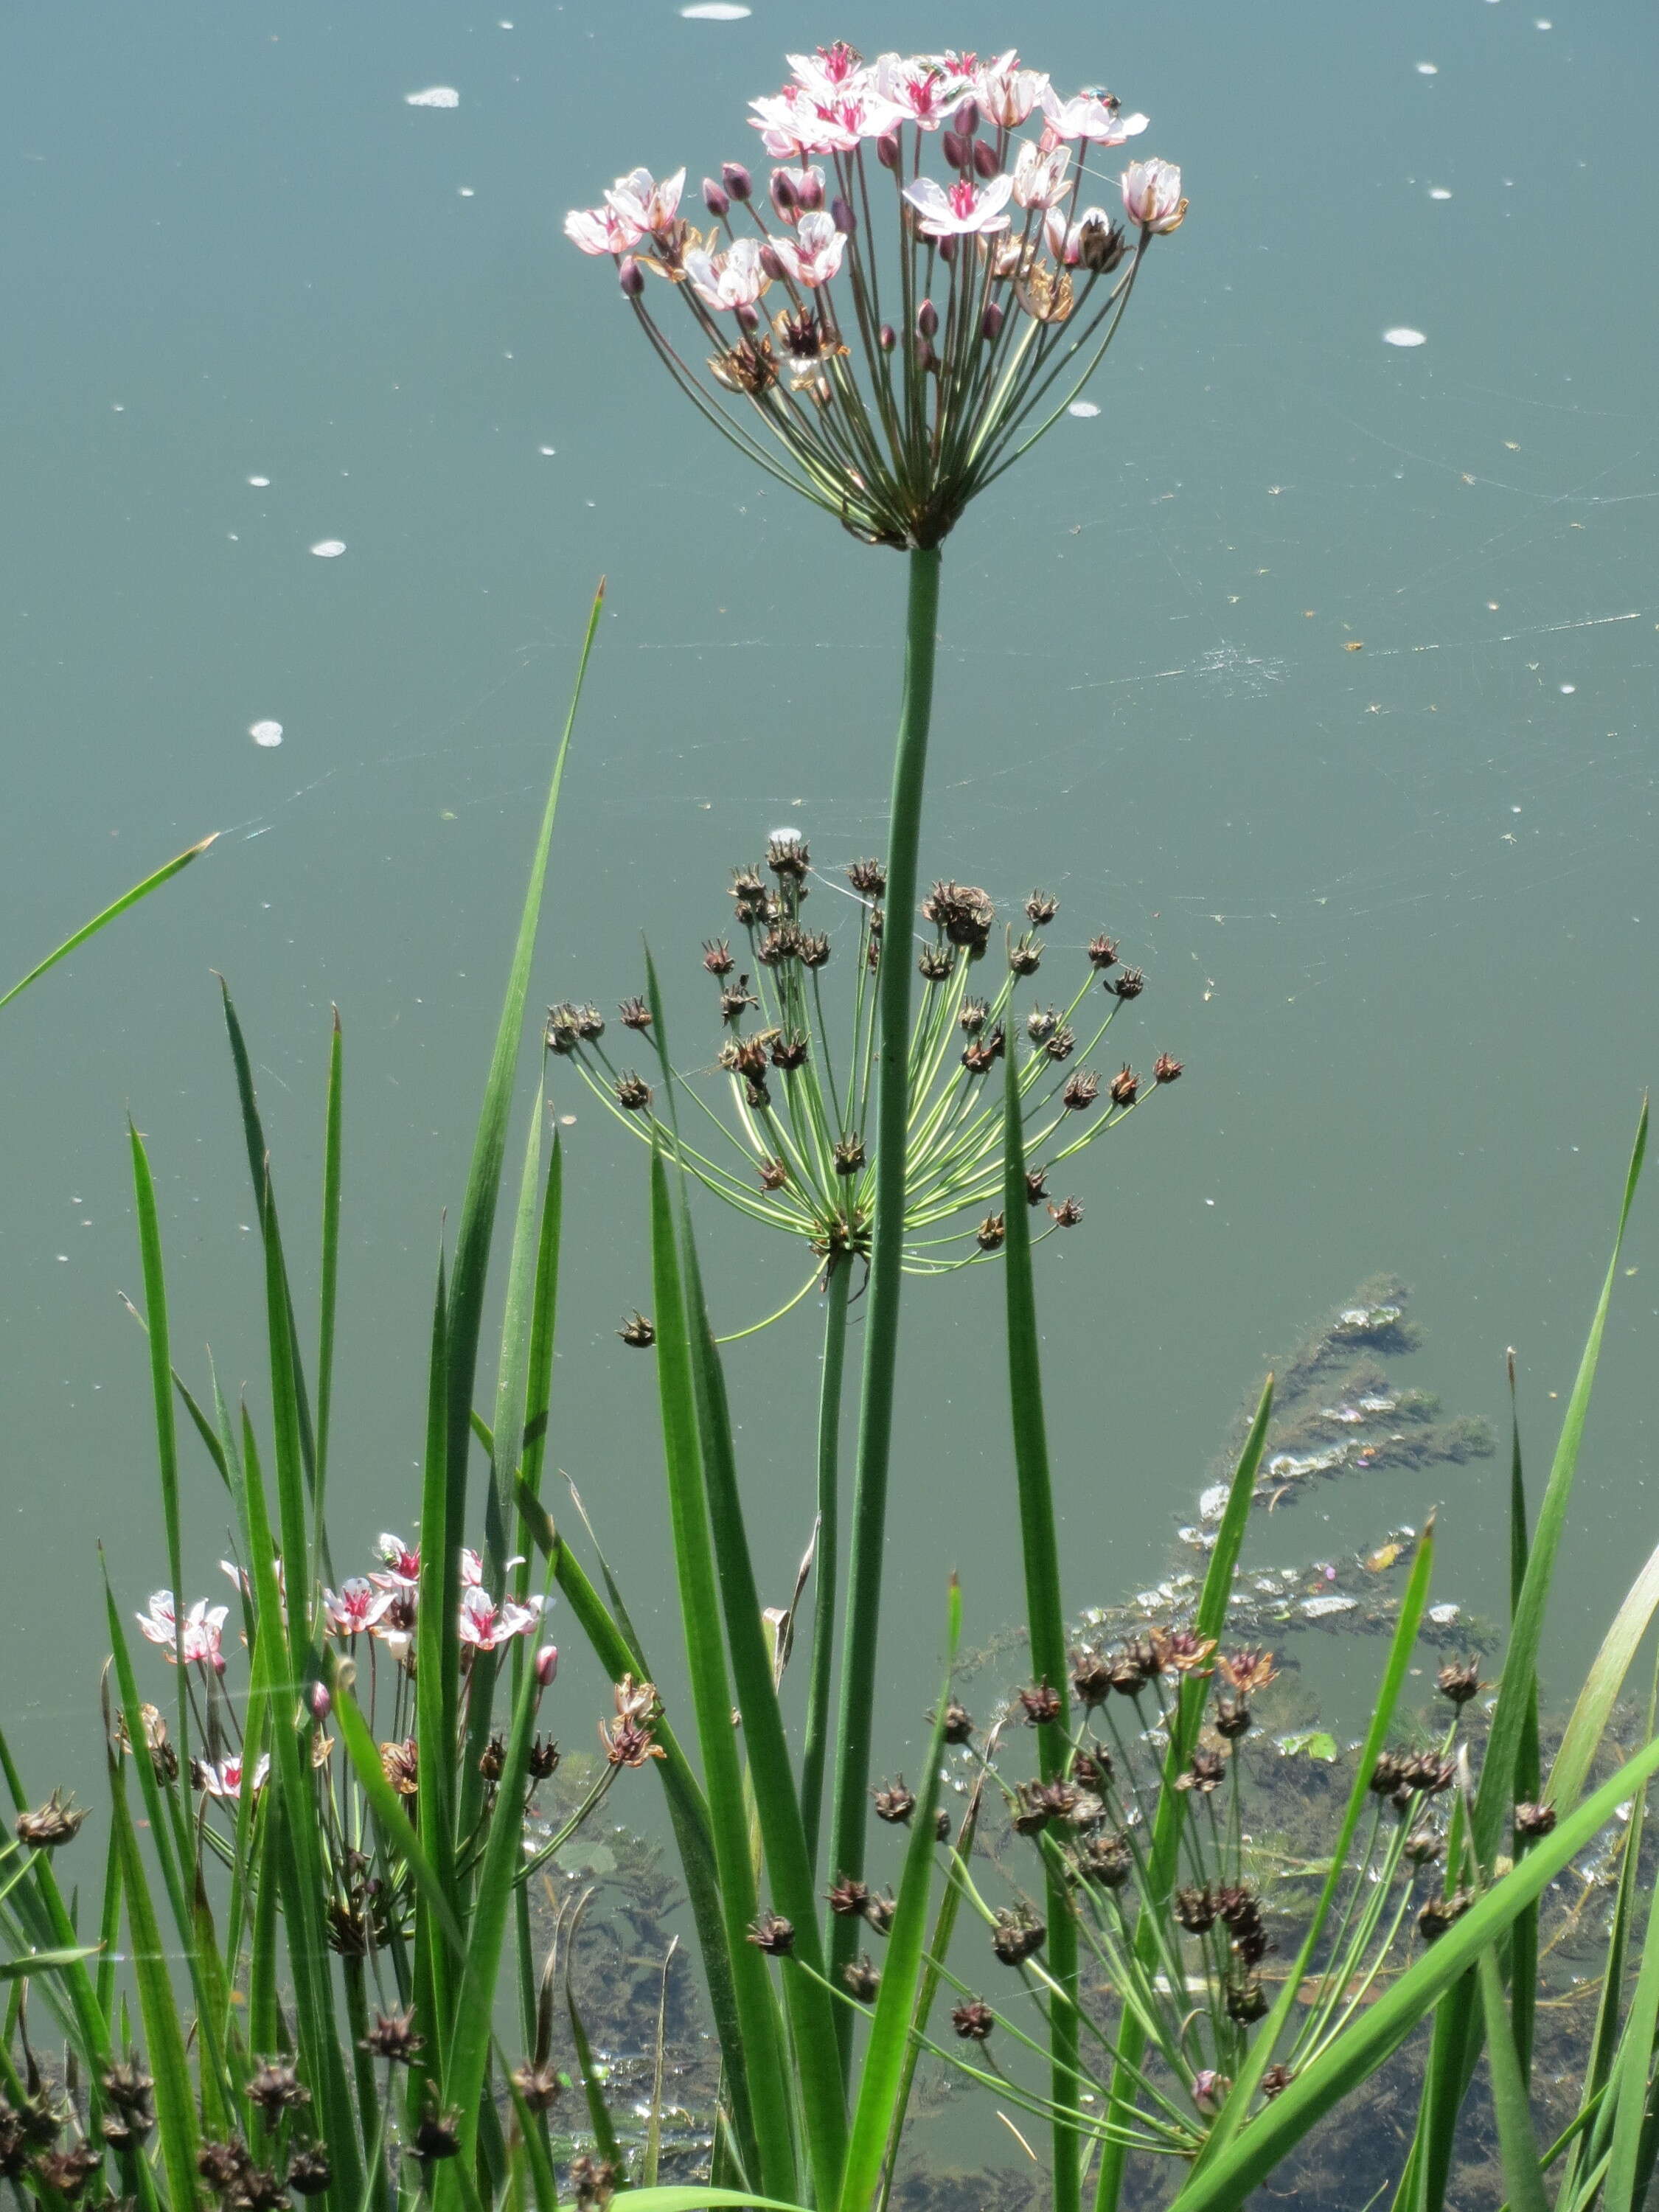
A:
[4,0,1657,1815]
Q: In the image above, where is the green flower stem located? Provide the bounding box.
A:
[800,1261,853,1880]
[827,542,942,2037]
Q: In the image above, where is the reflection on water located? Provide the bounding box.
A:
[3,1,1655,1806]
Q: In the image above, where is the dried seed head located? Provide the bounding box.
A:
[863,1891,896,1936]
[1175,1749,1227,1794]
[1048,1196,1084,1228]
[1260,2063,1294,2101]
[1018,1681,1062,1726]
[1077,1833,1132,1889]
[1087,934,1119,971]
[1108,1065,1140,1107]
[959,997,989,1034]
[198,2142,253,2196]
[1514,1801,1557,1840]
[570,2156,619,2212]
[756,922,801,968]
[1174,1885,1218,1934]
[1368,1751,1408,1798]
[846,858,886,897]
[747,1910,796,1956]
[833,1135,866,1178]
[1071,1648,1112,1708]
[15,1791,88,1850]
[613,1072,653,1113]
[917,942,955,981]
[1044,1027,1077,1062]
[1112,967,1146,1000]
[286,2147,333,2199]
[934,1807,953,1842]
[1214,1696,1252,1739]
[529,1735,560,1781]
[720,976,759,1023]
[1074,1747,1113,1789]
[940,1700,974,1745]
[619,996,652,1031]
[843,1955,882,2001]
[771,1031,810,1071]
[1403,1826,1444,1865]
[1226,1978,1270,2024]
[766,833,810,880]
[1436,1659,1481,1706]
[1216,1648,1279,1695]
[731,866,766,902]
[758,1156,788,1193]
[990,1908,1046,1966]
[952,1999,995,2042]
[1153,1051,1183,1085]
[1061,1070,1100,1113]
[360,2009,423,2065]
[874,1778,917,1825]
[100,2061,153,2115]
[510,2062,563,2114]
[618,1313,655,1349]
[827,1874,872,1919]
[575,1004,605,1041]
[412,2109,462,2164]
[246,2062,309,2119]
[1025,890,1059,926]
[976,1213,1005,1252]
[922,880,995,952]
[1417,1889,1474,1944]
[702,938,735,976]
[1024,1166,1048,1206]
[1078,214,1127,273]
[478,1734,505,1784]
[1401,1753,1457,1796]
[799,930,831,968]
[1026,1006,1057,1043]
[1008,933,1043,976]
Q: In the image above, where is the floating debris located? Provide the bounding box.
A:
[680,2,752,15]
[248,720,283,748]
[1382,327,1427,347]
[310,539,347,557]
[1068,400,1101,418]
[405,86,460,108]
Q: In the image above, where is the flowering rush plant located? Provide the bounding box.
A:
[566,43,1184,549]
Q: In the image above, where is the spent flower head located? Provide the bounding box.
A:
[565,46,1183,549]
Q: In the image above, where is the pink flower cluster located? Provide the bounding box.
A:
[560,45,1184,549]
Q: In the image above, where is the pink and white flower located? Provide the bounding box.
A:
[1041,87,1149,145]
[323,1576,392,1638]
[684,236,771,312]
[457,1585,546,1653]
[604,166,687,238]
[372,1535,420,1590]
[194,1752,269,1799]
[787,42,865,100]
[751,85,897,157]
[1121,157,1187,233]
[136,1591,229,1671]
[902,173,1013,239]
[1011,140,1071,211]
[872,53,974,130]
[978,52,1049,128]
[564,203,642,257]
[770,209,848,288]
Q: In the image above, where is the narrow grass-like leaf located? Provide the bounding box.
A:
[1506,1352,1540,2081]
[317,1007,344,1509]
[644,1939,678,2190]
[106,1742,198,2211]
[567,1980,625,2169]
[515,1135,563,1579]
[1169,1725,1659,2212]
[128,1121,190,1778]
[1603,1790,1659,2212]
[0,834,217,1010]
[1477,1939,1549,2212]
[445,582,603,1576]
[414,1245,459,2039]
[837,1577,961,2212]
[649,1146,797,2202]
[1551,1539,1659,1813]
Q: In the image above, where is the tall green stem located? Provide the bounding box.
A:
[801,1258,852,1879]
[827,542,942,2038]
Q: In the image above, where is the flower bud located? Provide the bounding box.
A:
[972,138,1001,181]
[735,301,759,333]
[535,1644,559,1688]
[794,169,824,213]
[759,244,785,281]
[937,234,957,264]
[981,299,1005,341]
[721,161,752,202]
[916,298,939,339]
[876,131,901,171]
[310,1680,332,1720]
[831,195,855,235]
[942,129,967,171]
[878,322,897,352]
[702,176,730,219]
[770,169,798,217]
[914,338,936,374]
[618,257,644,299]
[955,97,980,137]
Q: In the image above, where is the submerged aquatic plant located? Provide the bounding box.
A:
[552,838,1178,1304]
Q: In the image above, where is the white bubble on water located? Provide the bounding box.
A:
[768,824,803,845]
[1382,326,1427,347]
[1415,60,1439,74]
[1559,682,1576,694]
[1068,400,1101,418]
[538,445,557,456]
[1428,187,1453,201]
[405,86,460,108]
[681,4,751,16]
[310,539,347,557]
[249,720,284,748]
[247,473,271,487]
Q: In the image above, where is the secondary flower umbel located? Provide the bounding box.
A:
[564,45,1184,548]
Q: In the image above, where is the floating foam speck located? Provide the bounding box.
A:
[538,445,557,456]
[1415,60,1438,74]
[1559,682,1576,694]
[458,187,475,198]
[249,720,284,748]
[1382,326,1427,347]
[405,86,460,108]
[681,4,751,16]
[247,473,271,487]
[310,539,347,557]
[1067,400,1101,418]
[1428,187,1452,201]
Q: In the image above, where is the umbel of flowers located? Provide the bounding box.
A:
[566,44,1185,549]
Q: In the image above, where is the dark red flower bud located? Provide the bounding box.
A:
[878,322,897,351]
[876,131,901,170]
[771,170,798,216]
[735,301,759,334]
[618,257,644,299]
[759,245,785,281]
[981,299,1004,341]
[955,97,981,137]
[915,338,936,373]
[937,234,957,263]
[831,195,855,234]
[795,169,825,212]
[917,298,939,339]
[722,161,752,201]
[972,138,1001,181]
[942,129,968,170]
[702,177,731,218]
